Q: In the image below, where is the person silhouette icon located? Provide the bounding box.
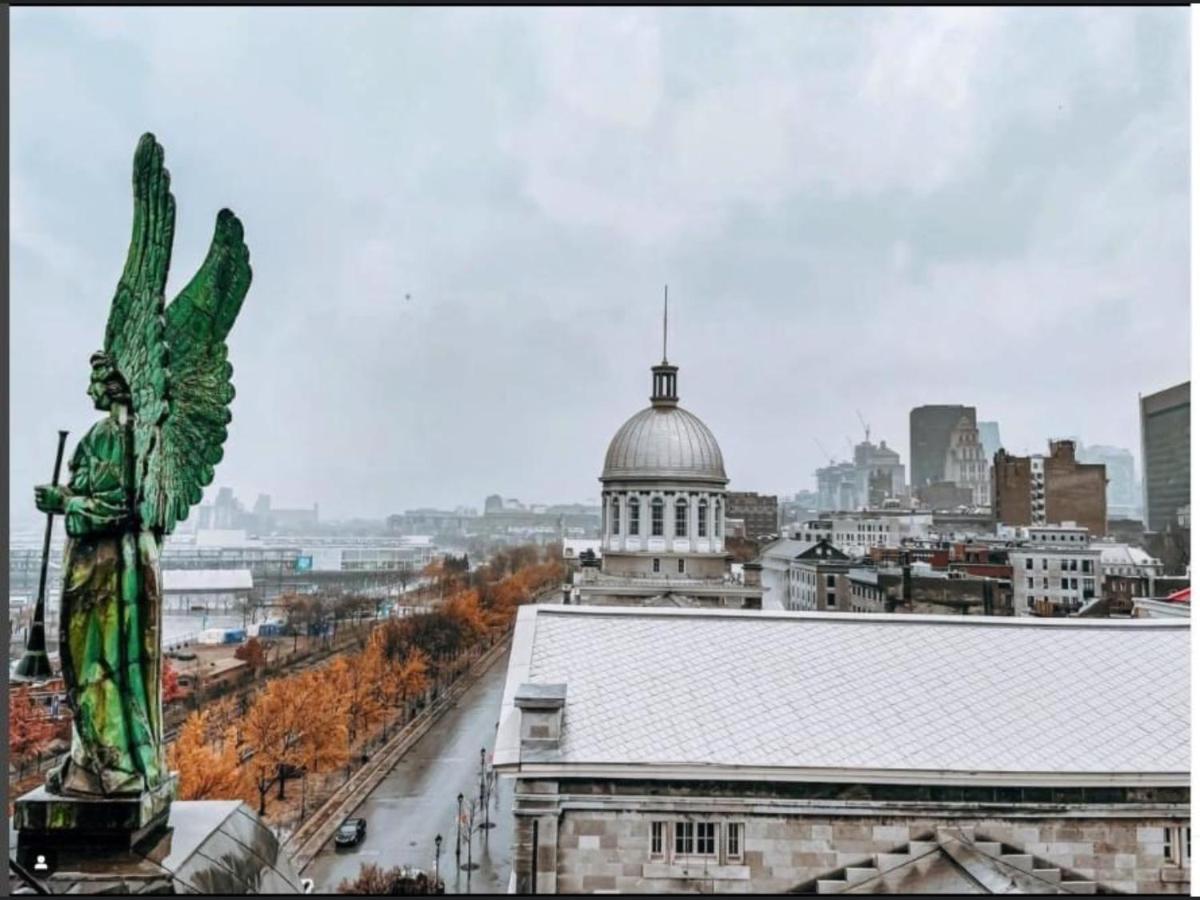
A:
[33,854,48,871]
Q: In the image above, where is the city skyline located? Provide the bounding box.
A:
[10,8,1189,523]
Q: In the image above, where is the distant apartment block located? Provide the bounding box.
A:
[993,440,1107,537]
[1010,544,1101,616]
[725,491,779,540]
[1140,381,1190,532]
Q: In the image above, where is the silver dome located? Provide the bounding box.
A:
[602,405,728,484]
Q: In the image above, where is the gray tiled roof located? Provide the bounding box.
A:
[602,405,727,483]
[495,606,1189,782]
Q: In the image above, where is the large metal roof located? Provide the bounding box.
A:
[495,605,1189,784]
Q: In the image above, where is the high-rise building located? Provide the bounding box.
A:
[977,421,1002,461]
[852,440,905,508]
[909,405,975,492]
[1140,381,1190,532]
[943,415,991,508]
[1075,444,1141,521]
[815,461,857,511]
[993,440,1107,537]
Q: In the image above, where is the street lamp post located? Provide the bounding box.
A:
[456,793,463,866]
[434,834,442,888]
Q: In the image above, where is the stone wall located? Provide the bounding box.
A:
[514,791,1190,895]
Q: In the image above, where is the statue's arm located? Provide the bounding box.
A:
[33,439,88,515]
[59,426,134,537]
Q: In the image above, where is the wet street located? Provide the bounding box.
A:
[305,645,514,894]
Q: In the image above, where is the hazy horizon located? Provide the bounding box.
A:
[10,8,1190,527]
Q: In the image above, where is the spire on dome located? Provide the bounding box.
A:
[651,285,678,407]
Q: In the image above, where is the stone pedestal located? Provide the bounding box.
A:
[10,799,310,895]
[13,776,178,850]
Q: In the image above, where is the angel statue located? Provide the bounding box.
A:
[33,133,251,798]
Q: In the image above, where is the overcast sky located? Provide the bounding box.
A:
[10,8,1190,525]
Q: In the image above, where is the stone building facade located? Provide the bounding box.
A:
[724,491,779,541]
[994,440,1108,537]
[496,606,1189,895]
[513,780,1189,894]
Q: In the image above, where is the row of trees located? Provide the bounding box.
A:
[168,546,563,816]
[170,629,431,814]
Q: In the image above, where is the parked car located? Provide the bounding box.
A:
[334,817,367,847]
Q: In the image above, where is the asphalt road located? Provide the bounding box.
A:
[305,644,514,894]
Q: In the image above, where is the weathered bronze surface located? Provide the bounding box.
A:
[30,133,252,802]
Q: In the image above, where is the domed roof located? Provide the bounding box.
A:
[602,404,727,484]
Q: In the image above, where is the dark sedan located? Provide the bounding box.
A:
[334,817,367,848]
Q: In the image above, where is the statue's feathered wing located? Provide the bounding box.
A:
[104,134,173,526]
[105,133,252,535]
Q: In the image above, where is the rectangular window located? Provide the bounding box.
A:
[1070,559,1078,572]
[629,501,640,535]
[678,559,685,574]
[1025,558,1033,570]
[1071,578,1078,590]
[649,822,665,860]
[674,822,694,856]
[695,822,716,857]
[1042,558,1048,570]
[1164,826,1192,867]
[652,558,660,573]
[826,592,836,608]
[1082,560,1092,573]
[826,574,836,588]
[652,501,663,536]
[1027,577,1033,588]
[675,502,688,538]
[725,823,743,862]
[1061,578,1069,590]
[698,504,707,538]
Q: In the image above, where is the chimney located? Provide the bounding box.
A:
[742,561,762,588]
[515,683,567,750]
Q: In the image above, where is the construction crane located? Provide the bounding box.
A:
[856,409,871,445]
[812,438,835,466]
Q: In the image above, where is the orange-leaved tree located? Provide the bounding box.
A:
[326,644,385,747]
[290,667,350,792]
[162,658,184,704]
[241,677,307,814]
[170,709,242,800]
[9,686,54,776]
[443,588,487,636]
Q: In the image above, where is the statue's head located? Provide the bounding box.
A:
[88,351,132,410]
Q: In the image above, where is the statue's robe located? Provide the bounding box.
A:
[48,413,165,797]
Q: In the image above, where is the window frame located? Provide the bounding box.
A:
[675,499,689,538]
[724,822,744,863]
[649,821,666,861]
[629,497,640,535]
[651,499,664,536]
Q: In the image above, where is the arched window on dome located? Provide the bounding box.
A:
[651,498,664,536]
[698,499,708,537]
[610,497,620,535]
[629,497,640,535]
[675,499,688,538]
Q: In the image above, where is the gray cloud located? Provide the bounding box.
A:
[10,8,1189,524]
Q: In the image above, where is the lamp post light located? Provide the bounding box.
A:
[434,834,442,888]
[456,793,463,865]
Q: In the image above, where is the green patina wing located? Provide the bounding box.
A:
[103,133,174,517]
[144,208,252,533]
